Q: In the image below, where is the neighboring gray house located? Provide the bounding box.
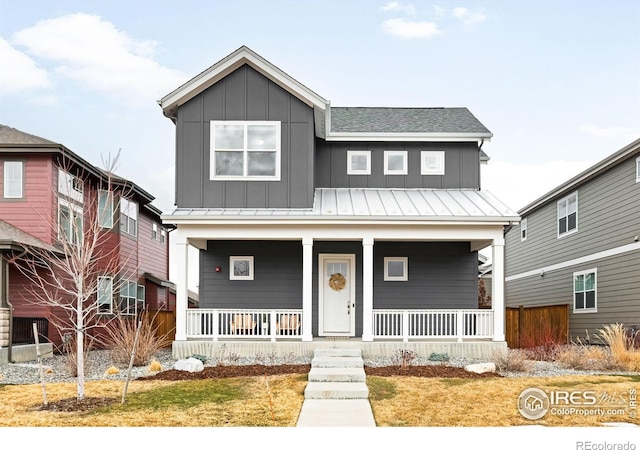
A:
[159,46,518,357]
[505,137,640,342]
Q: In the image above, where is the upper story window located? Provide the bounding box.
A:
[58,169,84,204]
[152,223,158,240]
[347,151,371,175]
[59,199,83,245]
[98,190,113,228]
[210,121,281,181]
[3,160,24,199]
[557,192,578,237]
[120,197,138,237]
[636,156,639,183]
[384,151,407,175]
[97,276,113,314]
[160,228,166,244]
[421,151,445,175]
[573,269,597,313]
[520,218,528,241]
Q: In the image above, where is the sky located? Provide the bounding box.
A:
[1,0,639,285]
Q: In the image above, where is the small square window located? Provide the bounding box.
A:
[384,151,407,175]
[421,151,445,175]
[384,257,408,281]
[347,151,371,175]
[521,218,528,241]
[230,256,254,280]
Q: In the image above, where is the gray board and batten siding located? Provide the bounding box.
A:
[504,146,640,340]
[175,65,315,209]
[200,240,478,337]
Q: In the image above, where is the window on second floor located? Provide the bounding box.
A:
[384,151,407,175]
[152,223,158,240]
[210,121,281,181]
[58,169,84,204]
[59,199,83,245]
[421,151,445,175]
[3,160,24,199]
[98,190,113,228]
[347,151,371,175]
[636,156,639,183]
[520,218,528,241]
[557,192,578,237]
[160,228,166,243]
[120,197,137,237]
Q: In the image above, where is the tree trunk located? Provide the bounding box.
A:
[76,291,85,400]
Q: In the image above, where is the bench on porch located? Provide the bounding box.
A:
[230,314,256,335]
[276,314,300,335]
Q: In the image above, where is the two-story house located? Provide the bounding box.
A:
[0,124,174,361]
[505,137,640,342]
[159,46,519,359]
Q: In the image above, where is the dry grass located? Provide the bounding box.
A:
[104,312,172,367]
[554,344,617,371]
[490,348,533,372]
[597,323,640,372]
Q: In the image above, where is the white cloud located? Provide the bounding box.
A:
[381,18,441,39]
[0,38,50,94]
[380,1,416,15]
[579,124,640,141]
[12,13,187,107]
[452,7,487,25]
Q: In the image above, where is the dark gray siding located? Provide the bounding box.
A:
[505,250,640,341]
[175,65,315,208]
[373,242,478,309]
[314,141,480,189]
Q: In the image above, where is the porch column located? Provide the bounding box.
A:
[492,237,506,342]
[362,237,374,341]
[302,237,313,342]
[174,239,189,341]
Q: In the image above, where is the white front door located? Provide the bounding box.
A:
[319,254,355,336]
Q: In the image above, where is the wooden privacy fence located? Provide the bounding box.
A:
[146,310,176,347]
[506,304,569,348]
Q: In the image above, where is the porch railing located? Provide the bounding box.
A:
[372,309,494,342]
[186,309,303,341]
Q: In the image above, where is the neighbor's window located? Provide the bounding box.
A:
[636,156,639,183]
[521,218,528,241]
[98,190,113,228]
[59,200,83,245]
[557,192,578,237]
[384,257,408,281]
[573,269,597,313]
[120,197,138,237]
[347,151,371,175]
[119,280,144,315]
[160,228,166,244]
[384,151,407,175]
[421,151,445,175]
[58,169,84,204]
[152,223,158,240]
[210,121,280,180]
[3,161,24,199]
[230,256,254,280]
[97,276,113,314]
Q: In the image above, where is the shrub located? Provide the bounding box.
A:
[491,348,532,373]
[190,354,207,364]
[428,352,450,362]
[148,359,162,373]
[554,344,616,371]
[520,323,565,361]
[392,349,417,368]
[597,323,640,372]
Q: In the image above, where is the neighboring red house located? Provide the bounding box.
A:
[0,124,174,354]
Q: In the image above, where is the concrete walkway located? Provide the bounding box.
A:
[296,348,376,427]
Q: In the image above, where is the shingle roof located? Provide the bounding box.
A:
[0,125,60,146]
[330,107,491,134]
[0,219,59,253]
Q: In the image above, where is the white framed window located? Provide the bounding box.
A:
[521,218,528,241]
[421,151,445,175]
[384,257,408,281]
[557,192,578,237]
[230,256,254,280]
[119,280,144,315]
[160,228,166,244]
[137,285,145,314]
[347,150,371,175]
[384,151,407,175]
[210,121,281,180]
[97,276,113,314]
[58,169,84,204]
[636,156,639,183]
[573,269,597,313]
[98,190,113,228]
[152,223,158,240]
[3,161,24,199]
[58,199,83,245]
[120,197,138,237]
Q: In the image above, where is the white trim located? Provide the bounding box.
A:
[506,241,640,282]
[421,151,445,175]
[326,132,491,142]
[636,156,640,183]
[318,253,356,337]
[383,257,408,281]
[573,268,597,314]
[384,151,407,175]
[3,160,24,199]
[347,150,371,175]
[229,256,254,280]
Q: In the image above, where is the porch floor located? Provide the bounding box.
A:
[171,338,506,360]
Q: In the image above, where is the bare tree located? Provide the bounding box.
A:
[7,151,137,400]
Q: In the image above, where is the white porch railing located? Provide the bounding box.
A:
[186,309,303,341]
[372,309,494,342]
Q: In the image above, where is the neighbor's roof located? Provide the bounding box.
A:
[163,188,519,223]
[0,219,60,253]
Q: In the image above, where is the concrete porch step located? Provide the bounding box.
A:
[308,367,366,383]
[304,381,369,399]
[312,356,363,368]
[313,348,362,358]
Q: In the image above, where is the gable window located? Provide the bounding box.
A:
[210,121,281,180]
[59,200,83,245]
[557,192,578,237]
[421,151,445,175]
[230,256,254,280]
[573,269,597,313]
[384,151,407,175]
[98,190,113,228]
[347,151,371,175]
[97,276,113,314]
[120,197,138,237]
[3,161,24,199]
[384,257,408,281]
[521,218,528,241]
[119,280,144,315]
[636,156,639,183]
